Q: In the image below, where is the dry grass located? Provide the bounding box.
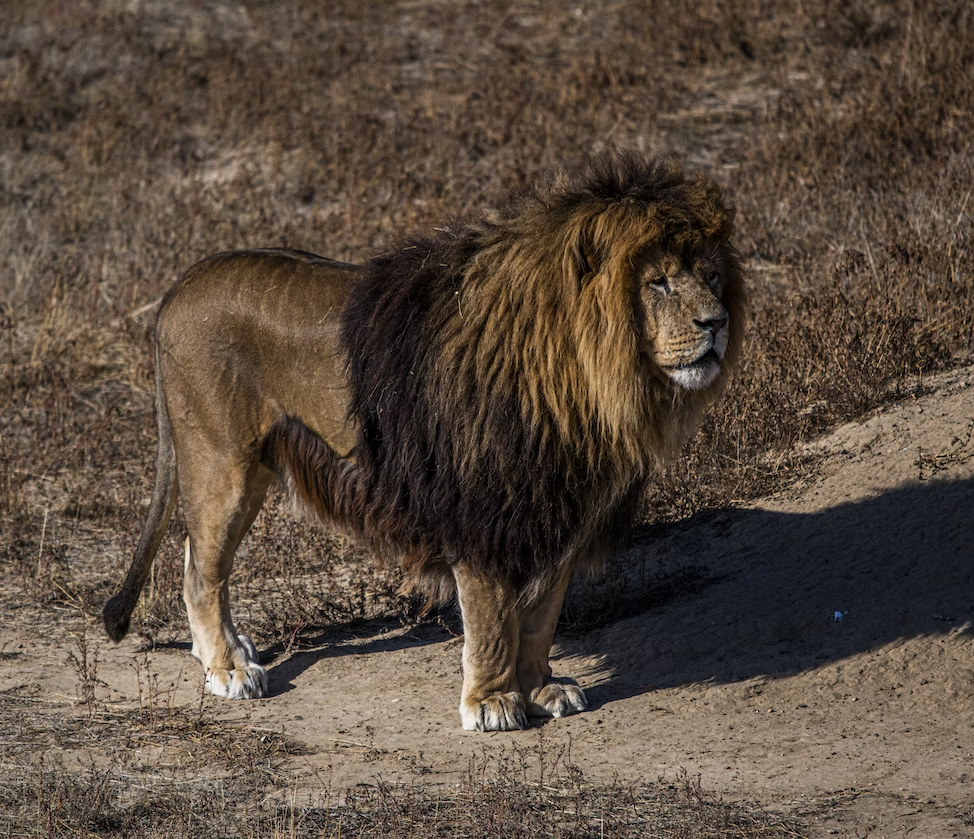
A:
[0,694,304,838]
[1,687,803,838]
[1,0,972,834]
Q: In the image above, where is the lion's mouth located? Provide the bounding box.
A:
[689,347,720,367]
[661,347,722,391]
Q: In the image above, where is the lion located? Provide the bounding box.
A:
[103,151,745,731]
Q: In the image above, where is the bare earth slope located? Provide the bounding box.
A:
[3,366,973,837]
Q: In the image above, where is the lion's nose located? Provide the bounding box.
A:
[694,314,728,335]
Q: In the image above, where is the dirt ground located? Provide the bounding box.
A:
[4,364,972,837]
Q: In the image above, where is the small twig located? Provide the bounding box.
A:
[954,183,973,231]
[37,507,49,575]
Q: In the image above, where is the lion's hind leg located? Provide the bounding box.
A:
[516,572,587,720]
[180,455,275,700]
[453,565,528,731]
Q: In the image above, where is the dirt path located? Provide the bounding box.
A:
[4,367,973,837]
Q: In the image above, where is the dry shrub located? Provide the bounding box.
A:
[0,702,302,839]
[0,746,802,839]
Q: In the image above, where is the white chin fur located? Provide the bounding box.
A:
[666,359,721,390]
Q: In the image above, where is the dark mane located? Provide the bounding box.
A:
[270,151,744,599]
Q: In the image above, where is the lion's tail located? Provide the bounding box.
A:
[103,343,179,643]
[264,416,366,535]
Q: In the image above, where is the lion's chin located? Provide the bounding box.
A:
[664,351,722,391]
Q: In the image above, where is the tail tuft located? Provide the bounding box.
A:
[103,594,132,642]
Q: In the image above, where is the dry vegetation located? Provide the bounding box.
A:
[1,0,972,835]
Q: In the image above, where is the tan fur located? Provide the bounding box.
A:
[104,153,745,730]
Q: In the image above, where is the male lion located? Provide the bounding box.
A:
[104,152,745,731]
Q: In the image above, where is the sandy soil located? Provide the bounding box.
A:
[3,366,973,837]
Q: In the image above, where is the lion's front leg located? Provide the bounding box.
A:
[516,570,587,720]
[453,564,527,731]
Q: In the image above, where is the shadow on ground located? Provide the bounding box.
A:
[265,619,455,695]
[567,475,974,707]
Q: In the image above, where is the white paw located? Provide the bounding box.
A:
[205,663,268,699]
[460,692,528,731]
[528,681,587,718]
[202,635,268,699]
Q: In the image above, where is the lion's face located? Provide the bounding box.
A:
[635,243,732,391]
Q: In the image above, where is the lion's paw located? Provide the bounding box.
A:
[528,681,587,718]
[203,635,269,699]
[461,691,528,731]
[205,663,268,699]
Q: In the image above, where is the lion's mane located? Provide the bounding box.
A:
[271,152,745,599]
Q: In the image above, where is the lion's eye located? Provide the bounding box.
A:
[649,277,670,294]
[706,271,720,290]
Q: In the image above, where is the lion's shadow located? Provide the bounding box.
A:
[260,619,457,696]
[560,474,974,710]
[260,475,973,706]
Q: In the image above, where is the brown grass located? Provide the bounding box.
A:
[1,0,972,834]
[1,687,802,838]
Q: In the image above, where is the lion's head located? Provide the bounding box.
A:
[464,151,747,470]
